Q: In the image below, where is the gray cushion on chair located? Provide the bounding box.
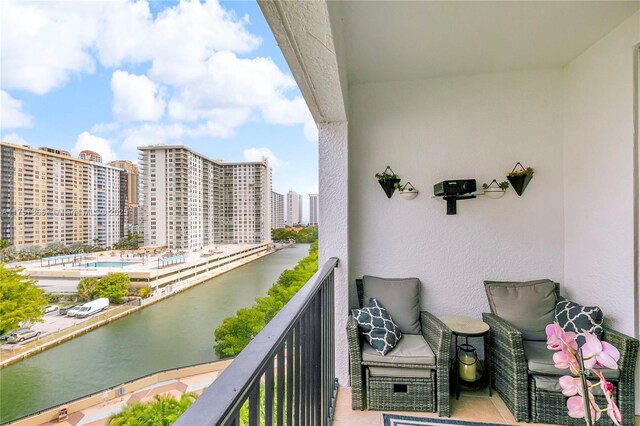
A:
[363,275,421,334]
[362,334,436,366]
[484,279,557,340]
[523,341,619,379]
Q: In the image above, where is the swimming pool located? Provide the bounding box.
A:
[81,261,139,268]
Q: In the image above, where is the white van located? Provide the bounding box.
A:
[74,298,109,318]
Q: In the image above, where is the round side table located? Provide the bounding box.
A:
[439,315,491,400]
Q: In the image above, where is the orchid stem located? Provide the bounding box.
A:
[578,348,593,426]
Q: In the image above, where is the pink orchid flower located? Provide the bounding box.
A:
[593,369,622,425]
[553,349,579,374]
[558,375,582,397]
[546,323,577,351]
[567,395,601,421]
[581,331,620,370]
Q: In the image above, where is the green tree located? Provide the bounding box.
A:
[77,277,99,301]
[214,308,266,358]
[94,273,130,303]
[109,392,197,426]
[0,263,47,333]
[214,242,319,357]
[0,240,9,263]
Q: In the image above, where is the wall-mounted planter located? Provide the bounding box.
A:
[507,163,534,196]
[398,182,419,200]
[482,179,508,199]
[376,166,400,198]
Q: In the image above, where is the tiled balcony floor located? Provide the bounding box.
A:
[333,386,640,426]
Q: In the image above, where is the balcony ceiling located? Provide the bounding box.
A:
[341,1,640,84]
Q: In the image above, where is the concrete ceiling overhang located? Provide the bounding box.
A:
[259,1,640,124]
[342,1,640,85]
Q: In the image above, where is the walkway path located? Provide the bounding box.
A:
[9,360,232,426]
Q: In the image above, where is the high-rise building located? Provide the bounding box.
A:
[0,142,125,249]
[107,160,140,233]
[139,145,272,249]
[79,150,102,163]
[309,194,318,226]
[286,190,303,226]
[271,191,284,229]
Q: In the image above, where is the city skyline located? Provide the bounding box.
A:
[0,0,318,220]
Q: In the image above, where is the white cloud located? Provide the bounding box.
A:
[1,0,260,94]
[1,132,28,146]
[121,123,186,154]
[111,71,165,122]
[72,132,117,163]
[1,91,34,129]
[1,0,314,143]
[1,1,97,94]
[90,122,121,134]
[244,147,284,170]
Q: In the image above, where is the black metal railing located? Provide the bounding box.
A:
[176,257,339,426]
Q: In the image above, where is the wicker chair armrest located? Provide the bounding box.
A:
[482,312,524,350]
[346,315,365,410]
[602,326,638,425]
[482,313,529,421]
[602,326,639,376]
[421,311,451,417]
[346,315,362,361]
[420,311,449,356]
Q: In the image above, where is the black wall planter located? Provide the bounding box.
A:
[379,178,401,198]
[507,162,534,196]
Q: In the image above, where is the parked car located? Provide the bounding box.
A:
[0,329,18,341]
[66,306,83,317]
[43,305,59,314]
[7,328,41,343]
[59,305,77,315]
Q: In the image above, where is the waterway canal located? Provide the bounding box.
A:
[0,244,310,424]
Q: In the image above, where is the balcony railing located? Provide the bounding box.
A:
[176,257,339,426]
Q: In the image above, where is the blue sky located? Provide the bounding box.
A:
[0,0,318,218]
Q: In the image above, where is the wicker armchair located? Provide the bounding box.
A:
[483,281,638,424]
[346,277,451,417]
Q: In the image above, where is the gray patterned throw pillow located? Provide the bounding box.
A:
[554,298,604,346]
[352,298,402,355]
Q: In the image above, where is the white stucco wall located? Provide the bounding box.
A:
[318,122,350,385]
[562,10,640,413]
[348,69,565,319]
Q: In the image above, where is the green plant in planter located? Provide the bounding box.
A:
[482,181,509,190]
[376,166,400,198]
[507,163,534,196]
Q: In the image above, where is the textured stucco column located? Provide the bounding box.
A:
[318,121,349,386]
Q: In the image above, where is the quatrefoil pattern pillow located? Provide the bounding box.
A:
[555,298,604,346]
[352,298,402,355]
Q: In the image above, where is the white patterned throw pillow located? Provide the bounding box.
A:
[554,298,604,345]
[352,298,403,355]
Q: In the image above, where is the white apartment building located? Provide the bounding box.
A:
[309,194,318,226]
[139,145,272,250]
[0,142,125,249]
[271,191,285,229]
[286,190,303,226]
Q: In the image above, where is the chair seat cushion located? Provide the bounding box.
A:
[532,375,605,395]
[362,334,436,366]
[363,276,421,334]
[484,279,557,341]
[523,340,619,379]
[369,366,433,378]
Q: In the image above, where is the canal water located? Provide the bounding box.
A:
[0,244,310,424]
